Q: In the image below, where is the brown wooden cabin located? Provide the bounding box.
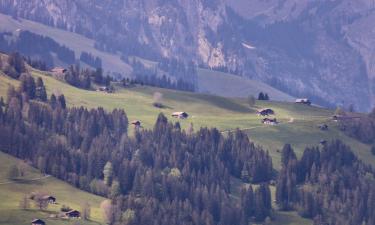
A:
[131,120,141,127]
[65,210,81,218]
[42,195,56,204]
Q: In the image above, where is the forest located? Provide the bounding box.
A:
[338,109,375,145]
[0,58,274,224]
[276,142,375,225]
[0,31,75,68]
[2,53,375,225]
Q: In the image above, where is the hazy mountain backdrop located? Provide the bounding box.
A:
[1,0,375,111]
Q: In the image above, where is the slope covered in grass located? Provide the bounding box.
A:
[197,68,294,101]
[0,70,373,169]
[0,13,131,75]
[0,152,105,225]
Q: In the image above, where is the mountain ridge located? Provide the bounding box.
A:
[0,0,374,111]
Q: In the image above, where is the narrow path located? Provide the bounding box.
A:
[221,117,296,134]
[221,114,331,134]
[0,175,51,185]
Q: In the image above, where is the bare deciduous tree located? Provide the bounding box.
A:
[19,194,30,210]
[100,200,115,225]
[81,202,91,220]
[153,92,164,108]
[33,192,49,210]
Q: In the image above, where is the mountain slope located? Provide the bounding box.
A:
[1,0,374,110]
[0,69,372,169]
[0,151,105,225]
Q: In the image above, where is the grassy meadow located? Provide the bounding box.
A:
[0,152,106,225]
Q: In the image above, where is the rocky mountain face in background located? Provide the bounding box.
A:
[0,0,374,111]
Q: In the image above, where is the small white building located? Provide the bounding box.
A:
[261,118,278,125]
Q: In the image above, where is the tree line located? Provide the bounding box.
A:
[0,31,75,68]
[130,59,196,92]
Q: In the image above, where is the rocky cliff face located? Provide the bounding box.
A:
[0,0,374,111]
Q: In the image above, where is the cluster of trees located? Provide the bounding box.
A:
[258,92,270,101]
[130,60,196,92]
[158,58,197,81]
[338,109,375,144]
[0,31,75,68]
[80,51,102,68]
[0,52,27,79]
[0,54,48,102]
[0,78,275,224]
[64,65,110,89]
[276,141,375,225]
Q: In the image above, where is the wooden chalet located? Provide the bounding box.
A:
[42,195,56,204]
[295,98,311,105]
[131,120,141,127]
[172,112,189,119]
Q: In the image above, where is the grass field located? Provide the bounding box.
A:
[0,152,106,225]
[0,70,373,169]
[197,68,294,101]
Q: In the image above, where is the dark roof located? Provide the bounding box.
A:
[31,219,45,224]
[131,120,141,125]
[65,210,80,216]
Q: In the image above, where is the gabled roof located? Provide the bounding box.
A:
[31,219,45,224]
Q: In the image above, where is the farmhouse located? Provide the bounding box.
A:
[257,108,275,116]
[172,112,189,119]
[31,219,45,225]
[65,210,81,218]
[261,118,278,125]
[295,98,311,105]
[131,120,141,127]
[42,195,56,204]
[51,67,67,74]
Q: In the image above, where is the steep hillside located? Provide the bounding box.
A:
[0,12,293,100]
[197,68,294,101]
[0,13,132,75]
[0,0,374,110]
[0,151,105,225]
[0,70,372,169]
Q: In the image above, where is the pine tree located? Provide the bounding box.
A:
[57,95,66,109]
[258,92,265,100]
[103,162,113,186]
